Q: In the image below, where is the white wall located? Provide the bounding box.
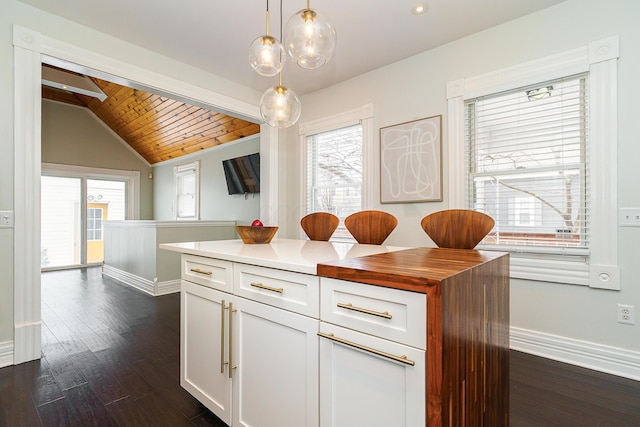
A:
[152,138,261,224]
[280,0,640,360]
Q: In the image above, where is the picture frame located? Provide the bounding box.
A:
[380,115,442,203]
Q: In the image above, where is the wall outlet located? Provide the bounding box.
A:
[619,208,640,226]
[617,304,635,325]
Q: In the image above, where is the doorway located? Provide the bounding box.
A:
[13,25,271,365]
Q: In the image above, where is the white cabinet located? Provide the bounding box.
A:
[319,278,426,427]
[183,254,234,293]
[232,296,318,427]
[181,279,232,425]
[234,263,319,317]
[180,254,319,427]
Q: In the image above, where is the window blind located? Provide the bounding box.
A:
[464,73,589,256]
[306,124,362,239]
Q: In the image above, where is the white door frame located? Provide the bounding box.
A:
[12,25,277,363]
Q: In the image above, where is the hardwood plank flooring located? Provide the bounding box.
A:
[1,267,639,426]
[0,267,226,427]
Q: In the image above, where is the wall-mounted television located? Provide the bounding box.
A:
[222,153,260,195]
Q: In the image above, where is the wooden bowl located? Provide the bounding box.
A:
[235,225,278,244]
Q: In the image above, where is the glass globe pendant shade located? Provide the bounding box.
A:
[259,84,301,128]
[249,35,285,76]
[285,7,336,69]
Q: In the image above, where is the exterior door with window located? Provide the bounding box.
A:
[87,203,107,263]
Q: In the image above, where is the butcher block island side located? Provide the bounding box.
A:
[159,238,509,427]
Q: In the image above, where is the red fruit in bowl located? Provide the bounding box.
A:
[251,219,264,227]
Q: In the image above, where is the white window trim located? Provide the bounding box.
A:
[447,36,619,290]
[298,104,375,239]
[174,160,200,220]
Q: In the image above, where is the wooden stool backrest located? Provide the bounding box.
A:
[344,210,398,245]
[300,212,340,241]
[420,209,494,249]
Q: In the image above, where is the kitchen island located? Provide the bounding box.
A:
[160,238,509,427]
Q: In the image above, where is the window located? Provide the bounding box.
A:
[447,37,619,289]
[174,161,200,220]
[300,104,374,241]
[87,208,103,241]
[465,74,589,254]
[306,124,363,238]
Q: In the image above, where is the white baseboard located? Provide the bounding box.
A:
[102,264,180,296]
[156,279,181,295]
[0,341,13,368]
[510,326,640,381]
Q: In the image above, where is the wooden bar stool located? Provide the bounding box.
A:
[344,210,398,245]
[300,212,340,241]
[420,209,494,249]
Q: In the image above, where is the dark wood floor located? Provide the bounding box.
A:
[1,267,639,426]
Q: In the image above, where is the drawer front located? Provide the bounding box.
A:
[182,254,233,293]
[320,278,426,349]
[234,263,319,318]
[318,322,425,427]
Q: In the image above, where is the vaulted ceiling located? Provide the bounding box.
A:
[42,67,260,165]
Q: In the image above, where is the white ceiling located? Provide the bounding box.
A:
[20,0,566,96]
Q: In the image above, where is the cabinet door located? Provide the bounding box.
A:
[319,323,425,427]
[232,297,319,427]
[181,280,232,425]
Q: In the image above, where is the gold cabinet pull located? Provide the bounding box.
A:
[220,299,227,374]
[317,332,415,366]
[250,282,284,294]
[337,303,392,319]
[190,268,212,276]
[228,302,237,378]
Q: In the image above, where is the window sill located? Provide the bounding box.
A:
[492,252,620,290]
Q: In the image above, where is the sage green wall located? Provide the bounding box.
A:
[283,0,640,353]
[42,100,154,219]
[152,138,261,224]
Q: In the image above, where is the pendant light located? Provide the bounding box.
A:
[285,0,337,69]
[249,0,285,76]
[259,72,301,128]
[259,0,301,128]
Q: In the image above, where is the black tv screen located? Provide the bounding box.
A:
[222,153,260,195]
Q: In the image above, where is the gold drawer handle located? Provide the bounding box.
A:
[221,300,227,374]
[337,303,392,319]
[317,332,414,366]
[190,268,212,276]
[229,302,237,378]
[250,282,284,294]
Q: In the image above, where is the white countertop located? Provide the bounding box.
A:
[159,238,405,275]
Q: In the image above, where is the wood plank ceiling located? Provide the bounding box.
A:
[42,66,260,165]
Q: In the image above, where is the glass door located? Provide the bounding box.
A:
[41,175,128,269]
[86,179,126,264]
[41,176,82,269]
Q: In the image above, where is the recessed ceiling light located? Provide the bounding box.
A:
[412,3,428,15]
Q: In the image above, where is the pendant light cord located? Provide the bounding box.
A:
[280,0,283,41]
[279,0,283,86]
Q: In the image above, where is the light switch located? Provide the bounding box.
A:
[0,211,14,228]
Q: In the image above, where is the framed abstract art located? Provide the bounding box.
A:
[380,115,442,203]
